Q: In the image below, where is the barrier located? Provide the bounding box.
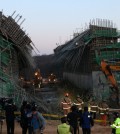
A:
[0,109,119,123]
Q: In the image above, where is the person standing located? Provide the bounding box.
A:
[67,105,79,134]
[98,100,109,126]
[57,117,73,134]
[20,101,28,134]
[31,106,46,134]
[61,93,72,117]
[74,95,84,115]
[20,102,33,134]
[89,98,98,119]
[80,107,94,134]
[4,98,17,134]
[26,103,33,134]
[111,112,120,134]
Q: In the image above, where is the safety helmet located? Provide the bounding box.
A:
[65,93,69,97]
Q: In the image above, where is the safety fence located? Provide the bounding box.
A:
[0,108,120,122]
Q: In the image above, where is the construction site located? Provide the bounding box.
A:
[0,11,51,113]
[0,11,120,133]
[54,19,120,108]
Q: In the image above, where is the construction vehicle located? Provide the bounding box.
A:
[48,73,57,84]
[20,69,43,89]
[101,60,120,105]
[33,69,43,88]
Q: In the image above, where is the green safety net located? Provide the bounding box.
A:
[94,43,120,65]
[92,29,117,37]
[94,42,120,83]
[0,35,16,99]
[83,30,120,44]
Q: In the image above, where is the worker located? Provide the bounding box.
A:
[20,100,28,134]
[111,112,120,134]
[67,105,80,134]
[73,95,84,114]
[98,100,109,126]
[80,106,94,134]
[4,98,17,134]
[89,98,98,119]
[57,117,73,134]
[61,93,72,117]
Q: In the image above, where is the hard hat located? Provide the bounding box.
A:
[65,93,69,97]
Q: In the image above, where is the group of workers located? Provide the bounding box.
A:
[61,93,109,125]
[1,94,120,134]
[60,93,120,134]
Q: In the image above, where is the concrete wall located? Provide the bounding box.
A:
[63,71,111,101]
[92,71,111,101]
[63,72,93,89]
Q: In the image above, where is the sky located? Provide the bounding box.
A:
[1,0,120,55]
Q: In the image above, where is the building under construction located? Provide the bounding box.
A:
[54,19,120,106]
[0,11,36,105]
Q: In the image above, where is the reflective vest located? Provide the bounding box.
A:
[89,101,98,113]
[57,123,71,134]
[98,103,109,115]
[111,117,120,134]
[74,98,84,110]
[61,97,71,110]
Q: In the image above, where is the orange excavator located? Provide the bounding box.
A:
[101,60,120,105]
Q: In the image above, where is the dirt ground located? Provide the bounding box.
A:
[1,120,112,134]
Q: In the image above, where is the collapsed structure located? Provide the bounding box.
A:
[54,19,120,106]
[0,11,36,105]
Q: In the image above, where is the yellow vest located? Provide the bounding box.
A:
[57,123,71,134]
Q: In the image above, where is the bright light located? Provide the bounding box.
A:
[35,72,38,76]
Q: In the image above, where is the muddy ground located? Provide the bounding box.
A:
[1,120,112,134]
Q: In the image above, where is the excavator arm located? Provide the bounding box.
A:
[101,60,118,89]
[101,60,119,105]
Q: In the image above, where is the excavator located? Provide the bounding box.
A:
[33,69,43,88]
[48,73,57,84]
[21,69,43,89]
[101,60,120,105]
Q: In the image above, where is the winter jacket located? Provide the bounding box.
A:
[67,111,79,128]
[5,103,17,121]
[31,111,46,131]
[57,123,71,134]
[80,111,94,128]
[111,117,120,134]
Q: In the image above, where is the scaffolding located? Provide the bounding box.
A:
[0,11,34,106]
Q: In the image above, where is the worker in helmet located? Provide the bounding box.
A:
[73,95,84,114]
[61,93,72,117]
[89,98,98,119]
[111,112,120,134]
[98,100,109,126]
